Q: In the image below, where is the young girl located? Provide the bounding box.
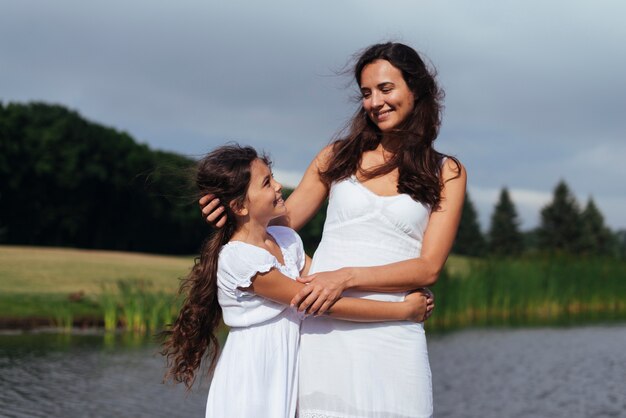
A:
[161,144,430,418]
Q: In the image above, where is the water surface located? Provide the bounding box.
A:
[1,325,624,417]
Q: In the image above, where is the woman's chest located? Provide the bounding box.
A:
[355,158,400,197]
[326,177,430,238]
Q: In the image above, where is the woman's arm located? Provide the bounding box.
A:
[291,159,466,313]
[277,145,332,231]
[200,145,332,231]
[246,267,428,323]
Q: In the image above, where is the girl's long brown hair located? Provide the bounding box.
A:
[160,144,269,390]
[321,42,460,210]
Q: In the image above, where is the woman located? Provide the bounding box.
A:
[201,42,465,418]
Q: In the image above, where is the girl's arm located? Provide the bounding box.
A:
[300,253,313,276]
[291,159,466,313]
[200,146,332,231]
[245,267,428,323]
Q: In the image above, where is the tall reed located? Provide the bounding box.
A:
[52,305,73,333]
[428,255,626,331]
[98,280,179,334]
[100,284,119,332]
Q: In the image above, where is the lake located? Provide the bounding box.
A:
[1,325,624,417]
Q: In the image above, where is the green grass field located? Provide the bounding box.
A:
[0,246,192,329]
[0,246,191,295]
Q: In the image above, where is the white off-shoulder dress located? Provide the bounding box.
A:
[298,175,434,418]
[205,226,305,418]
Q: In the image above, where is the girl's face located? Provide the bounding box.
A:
[242,159,286,223]
[360,59,415,132]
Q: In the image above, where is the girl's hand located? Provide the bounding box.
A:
[403,290,429,322]
[291,269,351,315]
[199,194,227,228]
[419,287,435,321]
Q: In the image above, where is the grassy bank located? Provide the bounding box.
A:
[2,246,625,332]
[429,255,626,331]
[0,246,191,331]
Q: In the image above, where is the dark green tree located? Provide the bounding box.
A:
[615,229,626,259]
[521,229,540,254]
[488,188,524,256]
[452,192,486,257]
[537,180,583,253]
[579,198,614,256]
[0,102,206,254]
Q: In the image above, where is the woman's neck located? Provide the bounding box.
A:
[374,134,402,163]
[378,134,402,155]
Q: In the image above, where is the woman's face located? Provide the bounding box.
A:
[360,59,415,132]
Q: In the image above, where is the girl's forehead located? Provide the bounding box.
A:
[250,158,270,175]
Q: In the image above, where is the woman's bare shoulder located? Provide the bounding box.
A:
[441,156,466,183]
[314,143,336,172]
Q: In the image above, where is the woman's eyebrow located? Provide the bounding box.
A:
[360,81,394,90]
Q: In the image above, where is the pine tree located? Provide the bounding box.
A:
[488,188,524,256]
[538,180,583,253]
[452,192,486,257]
[615,230,626,259]
[579,198,614,256]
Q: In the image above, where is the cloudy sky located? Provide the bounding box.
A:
[2,1,625,230]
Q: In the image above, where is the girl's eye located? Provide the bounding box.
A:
[361,91,371,99]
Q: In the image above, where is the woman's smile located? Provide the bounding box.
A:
[374,109,394,122]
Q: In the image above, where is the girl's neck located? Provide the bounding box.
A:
[231,219,271,246]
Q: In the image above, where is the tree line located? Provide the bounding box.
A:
[0,102,327,255]
[453,182,625,258]
[0,102,207,254]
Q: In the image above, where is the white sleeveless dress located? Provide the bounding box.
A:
[298,175,433,418]
[205,226,305,418]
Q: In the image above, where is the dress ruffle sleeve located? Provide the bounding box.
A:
[218,243,280,298]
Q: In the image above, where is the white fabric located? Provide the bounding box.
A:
[206,226,305,418]
[299,176,433,418]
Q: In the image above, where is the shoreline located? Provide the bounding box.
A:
[0,316,103,332]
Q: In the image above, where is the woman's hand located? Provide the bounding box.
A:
[403,290,432,322]
[199,194,227,228]
[291,269,352,316]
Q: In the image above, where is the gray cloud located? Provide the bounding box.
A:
[1,0,625,229]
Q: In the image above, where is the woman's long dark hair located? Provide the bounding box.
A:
[320,42,460,209]
[160,144,269,390]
